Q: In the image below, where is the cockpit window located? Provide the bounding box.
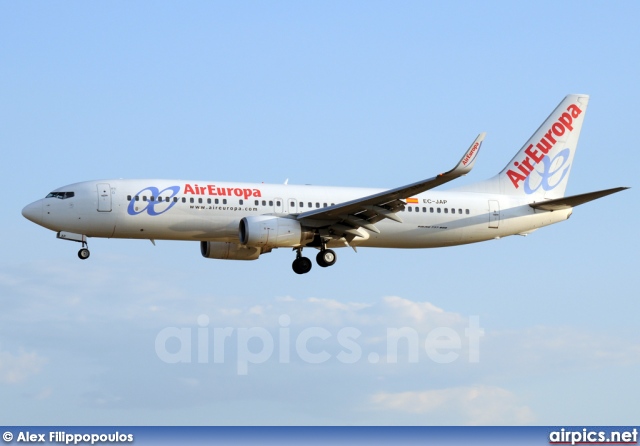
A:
[46,192,75,199]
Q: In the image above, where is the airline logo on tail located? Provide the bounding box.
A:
[506,102,583,191]
[462,141,481,166]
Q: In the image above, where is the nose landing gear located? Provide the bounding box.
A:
[78,246,90,260]
[56,232,91,260]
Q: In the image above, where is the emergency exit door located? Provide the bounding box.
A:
[488,200,500,228]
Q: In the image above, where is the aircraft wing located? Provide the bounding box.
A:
[296,133,486,242]
[529,187,629,211]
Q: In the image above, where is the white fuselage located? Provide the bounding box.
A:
[23,179,572,249]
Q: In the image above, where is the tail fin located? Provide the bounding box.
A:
[464,95,590,199]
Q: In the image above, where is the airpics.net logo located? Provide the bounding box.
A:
[549,428,638,445]
[154,315,484,375]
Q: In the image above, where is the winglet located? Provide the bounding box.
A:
[446,132,485,177]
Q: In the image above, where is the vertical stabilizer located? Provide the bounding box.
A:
[500,94,589,198]
[462,95,590,199]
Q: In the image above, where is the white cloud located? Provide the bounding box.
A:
[1,259,638,424]
[0,348,46,384]
[370,386,535,425]
[307,297,372,312]
[485,326,640,372]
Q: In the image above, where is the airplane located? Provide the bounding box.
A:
[22,94,628,274]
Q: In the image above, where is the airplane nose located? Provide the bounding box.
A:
[22,201,43,224]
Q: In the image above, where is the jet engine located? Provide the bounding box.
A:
[200,241,261,261]
[239,216,314,248]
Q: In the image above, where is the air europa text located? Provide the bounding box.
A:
[462,141,480,166]
[506,103,582,188]
[183,184,262,199]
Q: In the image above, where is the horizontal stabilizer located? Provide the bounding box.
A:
[530,187,629,211]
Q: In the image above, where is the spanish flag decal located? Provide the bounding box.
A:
[406,198,419,204]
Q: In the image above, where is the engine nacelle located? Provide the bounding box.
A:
[200,241,261,261]
[239,216,313,248]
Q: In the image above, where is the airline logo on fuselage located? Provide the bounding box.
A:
[183,184,262,199]
[506,103,582,193]
[127,184,263,216]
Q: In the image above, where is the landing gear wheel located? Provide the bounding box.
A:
[292,256,312,274]
[316,249,337,267]
[78,248,90,260]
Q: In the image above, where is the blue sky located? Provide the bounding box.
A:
[1,1,638,425]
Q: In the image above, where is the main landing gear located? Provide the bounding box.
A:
[316,249,337,268]
[292,246,337,274]
[292,248,312,274]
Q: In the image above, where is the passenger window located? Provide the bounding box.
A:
[430,207,433,213]
[300,202,304,208]
[135,196,140,201]
[182,197,186,203]
[215,199,219,204]
[240,199,244,205]
[255,200,259,206]
[444,208,448,213]
[150,196,155,201]
[190,198,194,203]
[451,208,455,214]
[262,200,266,206]
[197,198,202,204]
[466,209,470,214]
[291,201,295,207]
[223,199,227,205]
[323,203,327,208]
[276,201,281,206]
[437,207,441,213]
[269,200,273,206]
[415,207,420,213]
[173,197,178,202]
[331,203,335,206]
[127,195,131,201]
[143,196,147,202]
[316,203,320,208]
[458,209,462,214]
[308,202,312,208]
[408,207,412,212]
[207,198,211,204]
